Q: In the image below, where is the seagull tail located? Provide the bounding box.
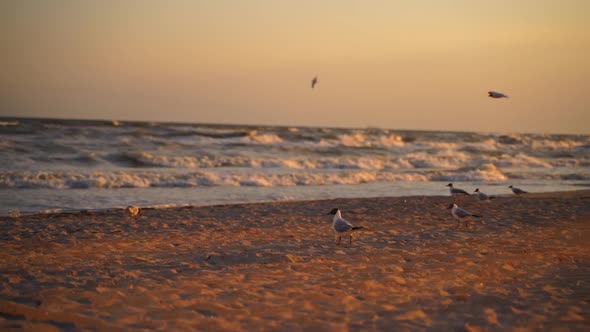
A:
[352,226,364,231]
[472,214,483,218]
[489,196,496,200]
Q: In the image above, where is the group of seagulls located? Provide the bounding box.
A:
[447,183,527,198]
[446,182,527,225]
[327,183,529,245]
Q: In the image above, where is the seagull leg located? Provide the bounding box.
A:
[349,235,352,246]
[336,235,341,245]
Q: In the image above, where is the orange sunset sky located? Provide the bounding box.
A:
[1,1,589,134]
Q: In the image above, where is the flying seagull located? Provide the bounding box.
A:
[509,185,528,195]
[326,208,363,246]
[448,203,482,226]
[488,91,508,98]
[311,76,318,89]
[446,183,470,196]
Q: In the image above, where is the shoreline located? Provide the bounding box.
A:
[1,190,589,330]
[4,188,590,218]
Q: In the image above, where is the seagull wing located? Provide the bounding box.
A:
[455,208,474,218]
[334,218,353,233]
[452,188,470,195]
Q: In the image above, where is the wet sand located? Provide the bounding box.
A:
[1,191,589,331]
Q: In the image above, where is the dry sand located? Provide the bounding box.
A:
[1,191,589,331]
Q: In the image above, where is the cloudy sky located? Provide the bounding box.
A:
[2,1,589,133]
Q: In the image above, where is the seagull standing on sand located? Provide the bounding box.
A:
[509,185,528,195]
[311,76,318,89]
[488,91,508,98]
[474,188,495,201]
[446,183,470,196]
[326,208,363,245]
[126,206,141,217]
[448,203,482,226]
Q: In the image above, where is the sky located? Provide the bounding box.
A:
[1,1,589,134]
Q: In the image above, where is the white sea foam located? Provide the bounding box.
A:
[400,151,469,169]
[243,131,283,144]
[492,153,553,169]
[320,133,405,148]
[2,168,527,190]
[432,163,508,182]
[531,138,585,150]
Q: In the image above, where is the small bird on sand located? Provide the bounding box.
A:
[326,208,363,245]
[448,203,482,226]
[311,76,318,89]
[474,188,495,201]
[488,91,508,98]
[509,185,528,195]
[447,183,470,196]
[126,206,141,217]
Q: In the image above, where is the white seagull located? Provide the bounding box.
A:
[126,206,141,217]
[488,91,508,98]
[311,76,318,89]
[474,188,495,201]
[509,185,528,195]
[447,203,482,226]
[446,183,470,196]
[326,208,363,245]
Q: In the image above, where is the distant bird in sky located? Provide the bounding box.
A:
[311,76,318,89]
[326,208,363,245]
[447,183,470,196]
[126,205,141,217]
[448,203,482,226]
[474,188,495,201]
[488,91,508,98]
[509,185,528,195]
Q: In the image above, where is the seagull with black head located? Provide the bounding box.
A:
[446,183,470,196]
[447,203,482,226]
[326,208,363,245]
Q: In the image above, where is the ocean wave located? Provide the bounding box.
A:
[530,138,586,150]
[7,166,586,190]
[491,153,553,169]
[102,152,477,171]
[431,163,508,182]
[244,131,284,144]
[400,151,469,169]
[0,170,431,189]
[328,133,405,148]
[8,147,584,174]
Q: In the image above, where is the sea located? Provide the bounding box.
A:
[1,117,589,215]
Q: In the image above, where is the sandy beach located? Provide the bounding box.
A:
[1,190,589,331]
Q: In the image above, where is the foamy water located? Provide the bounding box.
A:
[1,118,589,214]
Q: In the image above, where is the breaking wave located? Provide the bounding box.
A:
[1,118,589,192]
